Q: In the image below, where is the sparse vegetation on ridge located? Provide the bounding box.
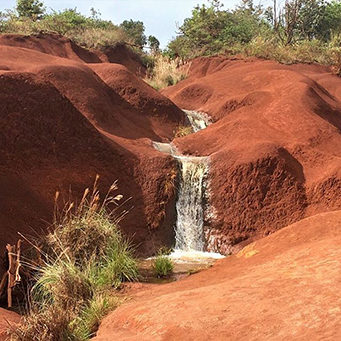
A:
[0,0,160,68]
[9,178,138,340]
[166,0,341,74]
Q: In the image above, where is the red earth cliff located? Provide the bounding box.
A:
[163,56,341,253]
[0,34,185,272]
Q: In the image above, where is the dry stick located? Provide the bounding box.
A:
[6,240,22,308]
[0,272,8,297]
[15,240,22,285]
[6,244,15,308]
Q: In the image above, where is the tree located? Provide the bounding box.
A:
[16,0,45,20]
[148,35,160,54]
[297,0,327,40]
[120,19,146,48]
[318,0,341,40]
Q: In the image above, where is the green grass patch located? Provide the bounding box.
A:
[152,254,174,278]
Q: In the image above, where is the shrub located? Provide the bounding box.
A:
[0,7,132,50]
[9,178,138,340]
[152,254,174,278]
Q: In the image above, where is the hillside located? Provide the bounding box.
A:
[163,56,341,253]
[0,33,185,271]
[0,31,340,340]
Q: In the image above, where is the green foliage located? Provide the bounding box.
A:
[318,0,341,40]
[171,0,267,57]
[166,0,341,73]
[10,182,138,340]
[0,6,136,50]
[152,254,174,278]
[16,0,45,20]
[148,35,160,54]
[120,19,146,48]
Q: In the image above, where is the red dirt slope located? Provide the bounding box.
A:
[0,33,101,63]
[0,34,184,266]
[163,57,341,253]
[0,308,19,340]
[0,33,146,75]
[94,210,341,340]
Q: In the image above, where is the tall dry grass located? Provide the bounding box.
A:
[9,177,138,341]
[145,55,190,90]
[238,34,341,74]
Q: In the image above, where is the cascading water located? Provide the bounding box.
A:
[173,110,211,252]
[183,110,211,132]
[174,156,208,251]
[152,110,223,260]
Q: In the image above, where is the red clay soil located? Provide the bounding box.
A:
[94,210,341,340]
[0,34,185,272]
[163,56,341,253]
[0,33,146,75]
[0,308,19,341]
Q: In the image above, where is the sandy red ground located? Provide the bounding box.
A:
[0,308,19,340]
[94,210,341,340]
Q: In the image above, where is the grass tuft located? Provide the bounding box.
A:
[9,178,138,340]
[152,254,174,278]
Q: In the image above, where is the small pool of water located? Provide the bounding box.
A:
[139,250,225,284]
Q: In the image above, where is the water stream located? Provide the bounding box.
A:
[153,110,223,261]
[174,155,208,251]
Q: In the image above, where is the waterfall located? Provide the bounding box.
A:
[174,156,208,251]
[173,110,211,251]
[153,110,219,255]
[183,110,211,132]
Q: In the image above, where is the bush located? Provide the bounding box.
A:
[9,179,138,340]
[0,7,132,50]
[71,294,122,340]
[152,254,174,278]
[145,55,189,90]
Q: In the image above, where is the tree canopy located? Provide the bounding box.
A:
[167,0,341,58]
[16,0,45,20]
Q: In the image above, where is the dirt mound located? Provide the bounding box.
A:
[0,33,101,63]
[91,63,184,125]
[94,210,341,340]
[163,56,341,253]
[0,35,185,266]
[0,33,146,75]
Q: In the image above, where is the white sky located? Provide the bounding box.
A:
[1,1,273,48]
